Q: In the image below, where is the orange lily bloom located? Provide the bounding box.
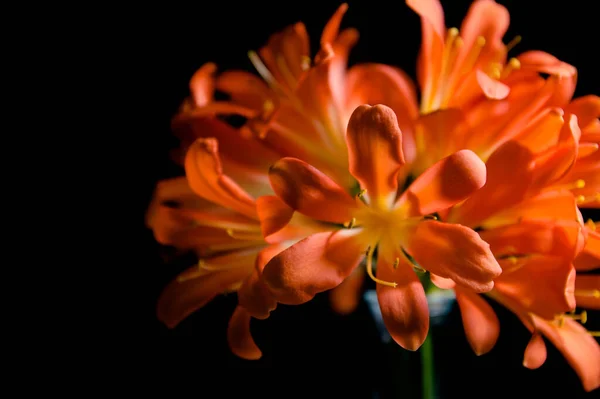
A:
[258,104,501,351]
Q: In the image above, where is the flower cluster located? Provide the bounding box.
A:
[146,0,600,391]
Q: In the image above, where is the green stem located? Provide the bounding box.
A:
[421,333,436,399]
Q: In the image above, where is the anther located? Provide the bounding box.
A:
[576,193,600,204]
[423,215,438,220]
[589,331,600,337]
[585,219,596,231]
[393,258,400,269]
[412,265,426,273]
[564,310,588,324]
[576,289,600,298]
[501,58,521,79]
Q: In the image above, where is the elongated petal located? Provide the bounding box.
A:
[238,243,287,319]
[430,273,456,289]
[447,141,534,227]
[515,108,564,153]
[517,51,577,78]
[405,220,501,292]
[156,249,258,328]
[216,70,273,110]
[575,275,600,309]
[227,306,262,360]
[575,229,600,271]
[377,252,429,350]
[185,138,258,219]
[262,230,366,304]
[398,149,486,216]
[345,64,419,162]
[269,157,357,223]
[523,333,547,369]
[455,288,500,355]
[346,104,405,208]
[329,265,365,315]
[479,219,584,259]
[459,0,509,56]
[533,317,600,392]
[494,255,576,319]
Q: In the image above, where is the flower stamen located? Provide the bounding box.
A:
[575,289,600,298]
[585,219,596,231]
[501,58,521,79]
[549,179,585,192]
[344,217,357,229]
[226,228,264,241]
[576,192,600,205]
[505,35,522,53]
[365,245,398,288]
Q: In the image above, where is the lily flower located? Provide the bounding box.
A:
[259,104,501,350]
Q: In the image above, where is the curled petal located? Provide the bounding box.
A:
[494,255,576,319]
[566,95,600,131]
[517,50,577,78]
[459,0,509,55]
[430,273,456,289]
[476,70,509,100]
[533,317,600,392]
[269,157,357,223]
[455,288,500,355]
[329,265,365,315]
[185,138,257,219]
[238,244,286,319]
[216,70,273,110]
[256,195,295,242]
[263,230,366,304]
[346,104,405,208]
[574,229,600,271]
[398,149,487,216]
[448,141,534,228]
[377,253,429,351]
[575,275,600,309]
[405,220,501,292]
[227,306,262,360]
[523,333,547,369]
[189,62,217,107]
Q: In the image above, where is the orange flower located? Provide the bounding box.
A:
[259,104,501,350]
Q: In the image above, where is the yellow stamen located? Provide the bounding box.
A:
[344,217,357,229]
[301,55,311,71]
[423,215,438,221]
[226,228,263,241]
[489,62,502,79]
[464,36,486,72]
[505,35,522,53]
[589,331,600,337]
[356,189,368,204]
[560,310,588,324]
[393,258,400,269]
[412,265,426,273]
[501,58,521,79]
[585,219,596,231]
[262,99,275,115]
[248,50,278,88]
[576,193,600,205]
[177,260,207,282]
[576,289,600,298]
[365,245,397,288]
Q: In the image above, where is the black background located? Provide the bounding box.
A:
[123,1,600,397]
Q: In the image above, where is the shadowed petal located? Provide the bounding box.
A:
[227,306,262,360]
[456,288,500,355]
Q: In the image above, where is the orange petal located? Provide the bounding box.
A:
[238,243,286,319]
[189,62,216,107]
[575,275,600,309]
[376,252,429,351]
[185,138,258,219]
[405,220,501,292]
[411,109,468,174]
[227,306,262,360]
[523,333,547,369]
[455,288,500,355]
[430,273,456,289]
[514,108,564,153]
[398,149,486,216]
[447,141,534,228]
[256,195,295,242]
[494,255,576,319]
[484,189,580,229]
[156,249,258,328]
[530,114,581,189]
[268,157,357,224]
[533,316,600,393]
[216,70,273,110]
[329,265,365,315]
[476,70,509,100]
[458,0,509,55]
[517,50,577,79]
[575,230,600,271]
[345,64,419,162]
[566,95,600,131]
[346,104,405,208]
[479,219,584,259]
[262,230,366,305]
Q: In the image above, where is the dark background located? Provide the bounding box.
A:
[125,1,599,397]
